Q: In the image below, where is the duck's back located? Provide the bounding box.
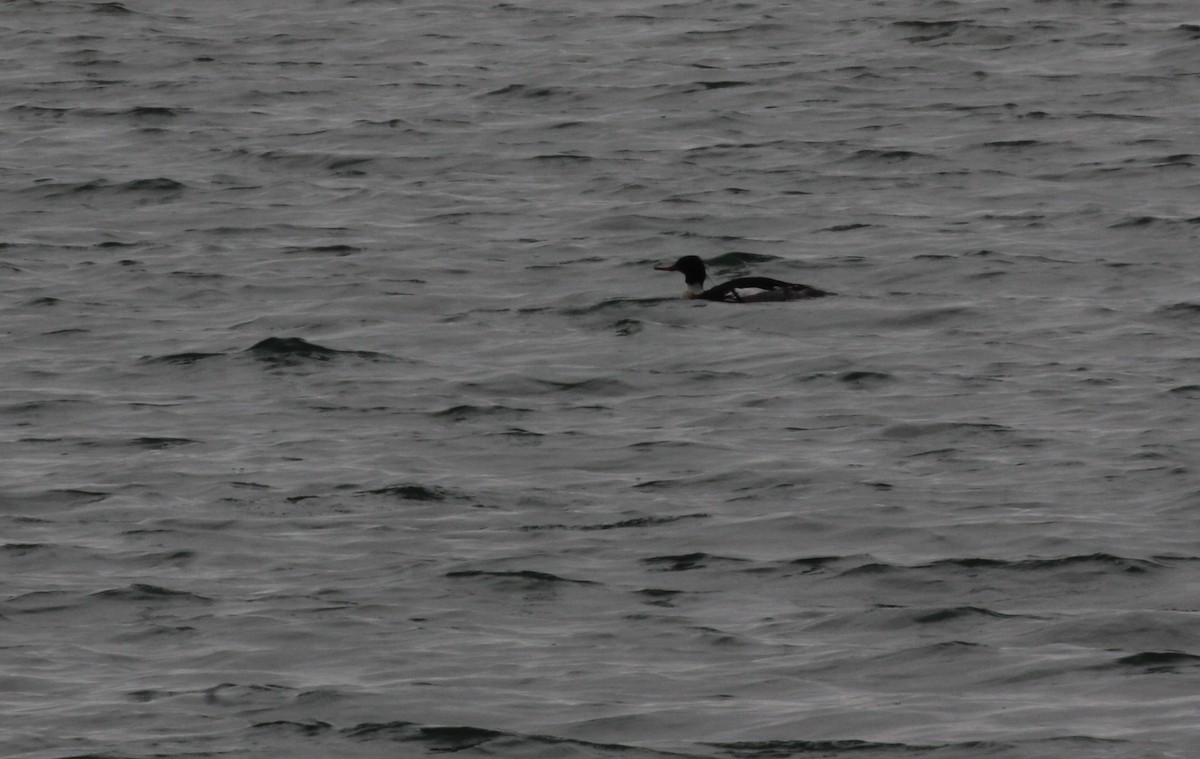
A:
[701,277,830,303]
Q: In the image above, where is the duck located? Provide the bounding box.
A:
[655,255,830,302]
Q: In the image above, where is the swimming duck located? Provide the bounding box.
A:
[655,255,830,302]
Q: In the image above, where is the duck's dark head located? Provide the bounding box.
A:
[654,255,708,291]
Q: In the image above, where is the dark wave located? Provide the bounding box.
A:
[480,83,581,100]
[90,583,212,603]
[140,351,225,365]
[628,440,703,451]
[706,251,780,267]
[256,716,1125,757]
[839,370,892,386]
[446,570,597,586]
[612,318,643,336]
[679,23,785,40]
[787,556,848,573]
[642,553,748,572]
[245,337,392,365]
[892,18,1016,45]
[1154,302,1200,320]
[7,589,78,614]
[887,305,977,326]
[8,104,70,118]
[840,553,1164,577]
[912,606,1022,624]
[124,105,182,118]
[534,377,632,394]
[522,514,708,532]
[710,737,994,754]
[1074,112,1157,122]
[819,223,873,232]
[636,588,684,603]
[1112,650,1200,672]
[893,19,962,30]
[980,139,1047,150]
[560,297,671,315]
[127,177,187,192]
[247,337,340,361]
[2,488,111,509]
[69,106,186,119]
[350,723,503,751]
[1109,215,1164,228]
[488,426,544,439]
[361,483,462,501]
[526,153,593,163]
[256,718,692,757]
[430,404,533,421]
[281,243,362,256]
[36,177,187,197]
[693,80,752,91]
[256,149,376,175]
[2,543,48,557]
[935,553,1163,573]
[844,148,934,162]
[91,1,135,13]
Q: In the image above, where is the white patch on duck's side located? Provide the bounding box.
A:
[735,287,806,302]
[734,287,779,302]
[734,287,772,302]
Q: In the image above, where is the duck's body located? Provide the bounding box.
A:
[655,255,830,303]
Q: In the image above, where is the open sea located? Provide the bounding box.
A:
[5,1,1200,757]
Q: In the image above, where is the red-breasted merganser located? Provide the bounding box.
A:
[655,255,830,302]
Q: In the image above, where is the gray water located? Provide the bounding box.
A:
[4,1,1200,757]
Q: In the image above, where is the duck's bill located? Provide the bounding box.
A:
[653,264,677,271]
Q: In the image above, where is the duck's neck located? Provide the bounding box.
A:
[684,281,705,298]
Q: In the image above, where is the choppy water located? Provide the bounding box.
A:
[4,1,1200,757]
